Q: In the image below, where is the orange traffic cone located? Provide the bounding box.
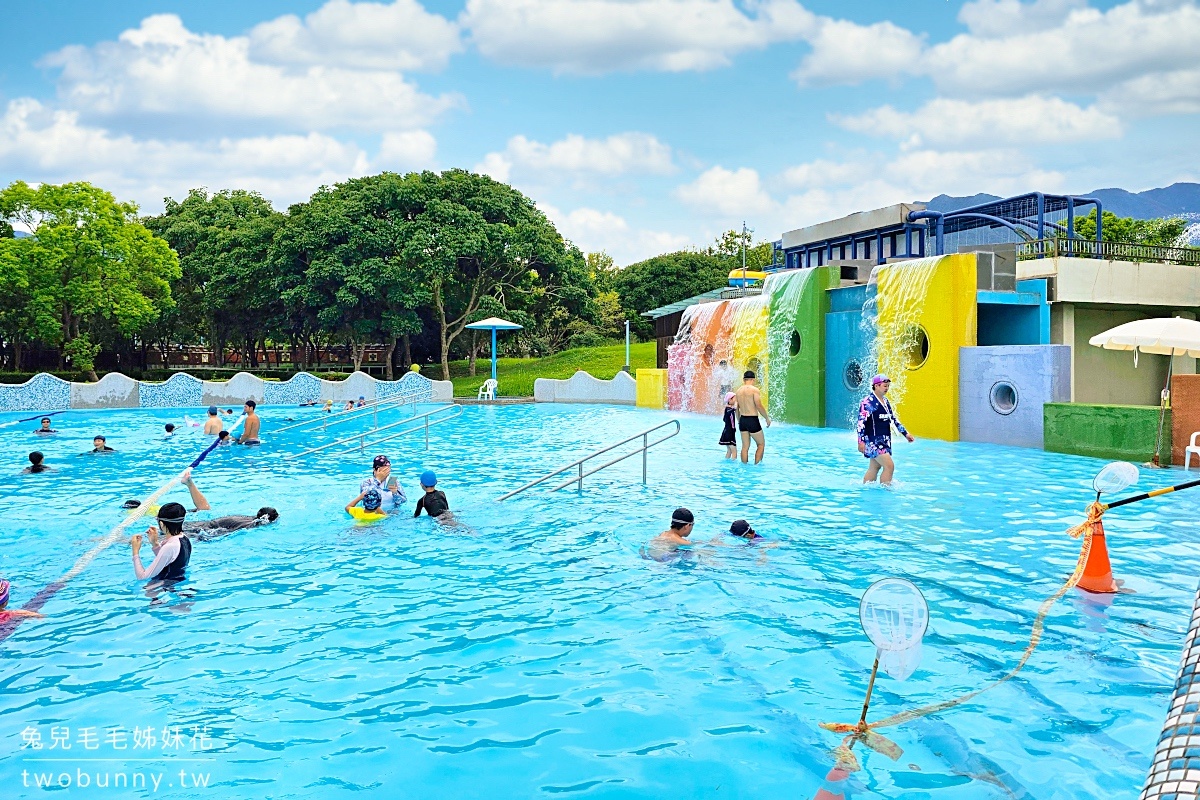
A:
[1076,521,1117,594]
[813,767,850,800]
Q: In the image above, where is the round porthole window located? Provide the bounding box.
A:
[904,325,930,370]
[790,330,802,357]
[990,381,1018,415]
[843,360,864,390]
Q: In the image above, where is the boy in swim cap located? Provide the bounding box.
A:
[0,579,44,622]
[90,435,115,453]
[35,417,56,435]
[651,508,696,547]
[413,471,450,518]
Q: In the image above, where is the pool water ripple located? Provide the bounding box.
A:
[1,403,1197,798]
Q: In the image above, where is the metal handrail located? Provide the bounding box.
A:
[497,419,681,501]
[274,389,426,434]
[284,403,462,459]
[1016,237,1200,265]
[359,405,464,453]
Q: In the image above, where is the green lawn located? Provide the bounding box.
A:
[445,342,656,397]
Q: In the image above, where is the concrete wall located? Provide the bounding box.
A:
[1053,305,1197,405]
[1172,374,1200,467]
[1019,256,1200,307]
[825,284,872,429]
[1044,402,1171,462]
[959,346,1070,449]
[977,279,1049,346]
[0,371,451,412]
[534,370,636,405]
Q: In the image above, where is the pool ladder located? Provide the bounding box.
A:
[498,419,681,501]
[283,403,464,460]
[274,388,427,435]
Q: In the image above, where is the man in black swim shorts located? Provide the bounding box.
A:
[734,371,771,464]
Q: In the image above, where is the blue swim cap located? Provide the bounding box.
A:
[362,489,382,512]
[420,470,437,488]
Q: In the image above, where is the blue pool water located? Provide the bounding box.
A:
[1,402,1198,799]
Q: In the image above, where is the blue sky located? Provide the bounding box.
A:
[1,0,1197,263]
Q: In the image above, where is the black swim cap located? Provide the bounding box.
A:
[256,507,279,522]
[729,519,756,538]
[670,507,694,529]
[122,499,141,509]
[743,370,755,380]
[157,502,187,524]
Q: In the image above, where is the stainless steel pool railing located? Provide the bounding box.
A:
[274,389,426,434]
[283,403,463,459]
[497,419,681,501]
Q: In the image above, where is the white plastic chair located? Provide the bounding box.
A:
[1186,432,1200,472]
[478,379,497,401]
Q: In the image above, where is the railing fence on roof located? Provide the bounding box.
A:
[1017,238,1200,266]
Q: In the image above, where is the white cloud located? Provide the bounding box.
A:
[832,95,1122,148]
[674,166,775,216]
[248,0,462,71]
[925,1,1200,98]
[541,203,691,263]
[462,0,816,73]
[1102,68,1200,115]
[475,132,674,182]
[776,148,1064,229]
[375,130,438,171]
[957,0,1086,37]
[790,0,1200,118]
[791,18,924,86]
[42,14,459,133]
[0,99,371,210]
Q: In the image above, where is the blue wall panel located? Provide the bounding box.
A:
[825,285,873,429]
[959,345,1071,448]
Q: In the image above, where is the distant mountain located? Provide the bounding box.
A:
[13,230,31,238]
[921,183,1200,220]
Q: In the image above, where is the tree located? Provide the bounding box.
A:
[274,174,431,374]
[144,189,286,368]
[0,236,58,371]
[709,228,774,270]
[395,170,583,379]
[1071,209,1191,248]
[0,181,179,380]
[614,251,728,339]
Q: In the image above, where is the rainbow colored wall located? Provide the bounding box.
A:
[666,255,980,441]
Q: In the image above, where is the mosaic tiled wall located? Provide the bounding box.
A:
[0,374,72,413]
[1140,584,1200,800]
[0,371,451,412]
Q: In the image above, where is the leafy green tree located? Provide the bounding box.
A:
[1071,209,1191,248]
[0,181,178,380]
[710,228,774,270]
[144,189,286,368]
[395,170,583,379]
[0,236,58,370]
[614,251,728,339]
[274,173,431,374]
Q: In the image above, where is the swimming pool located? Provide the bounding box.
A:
[1,402,1196,799]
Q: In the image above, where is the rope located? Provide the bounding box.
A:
[0,415,246,644]
[821,502,1105,770]
[0,409,68,429]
